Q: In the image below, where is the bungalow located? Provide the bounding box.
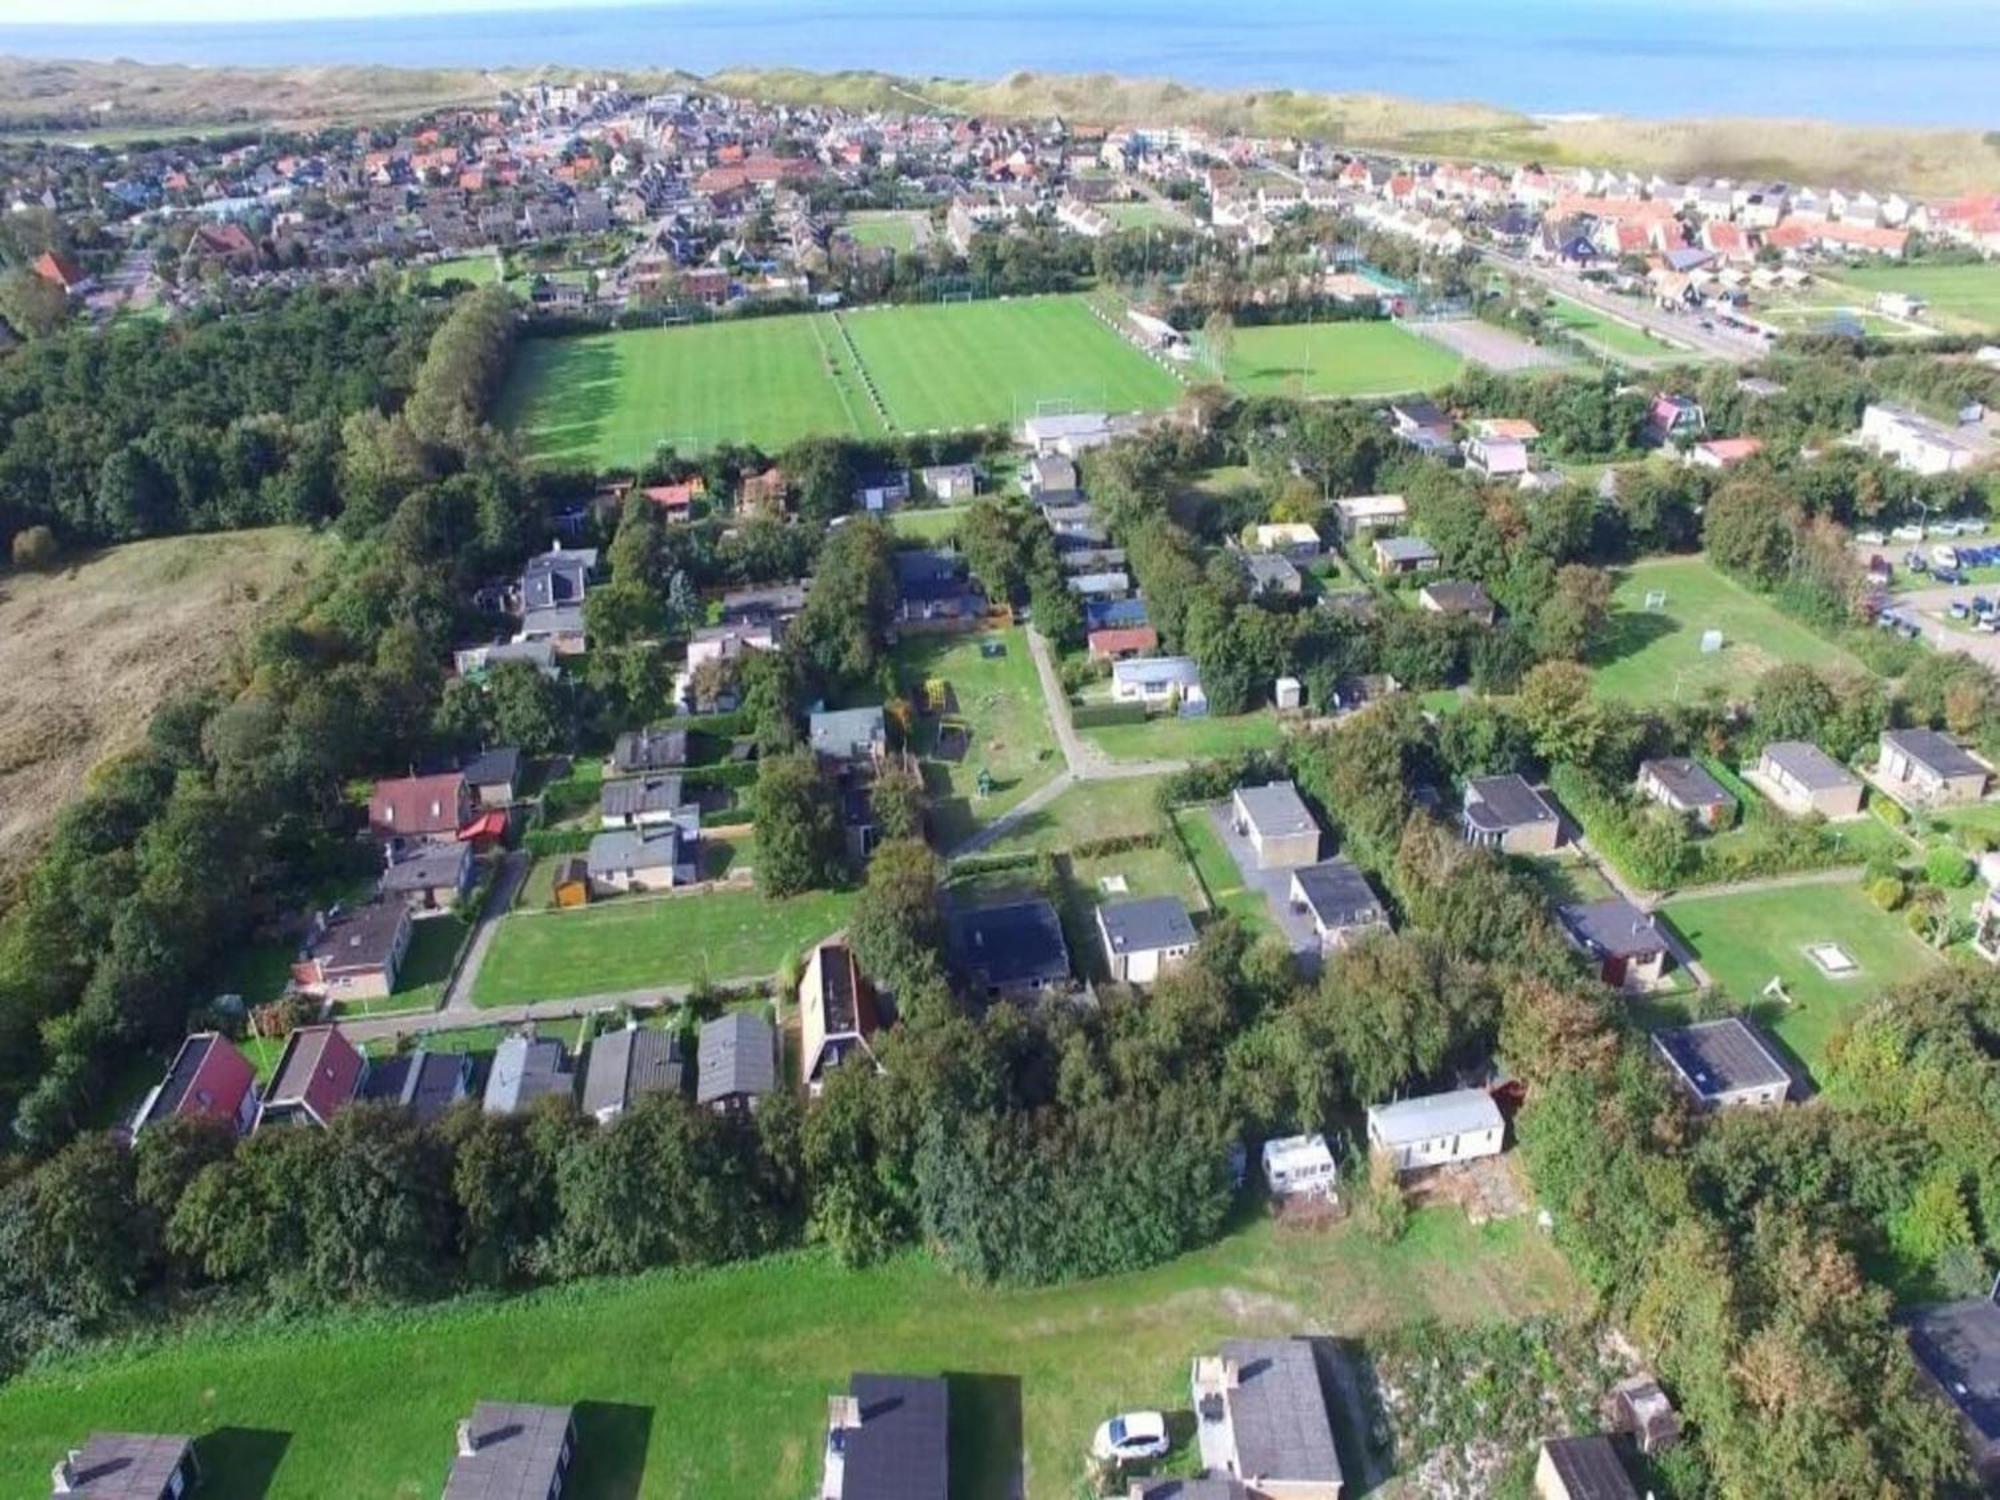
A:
[951,897,1073,1001]
[1534,1436,1640,1500]
[1463,418,1538,478]
[1690,436,1764,471]
[600,774,694,833]
[50,1433,200,1499]
[1243,551,1304,598]
[739,466,788,517]
[1372,534,1440,575]
[1262,1133,1338,1203]
[1877,728,1990,807]
[130,1032,258,1137]
[1097,896,1198,985]
[454,639,559,680]
[721,583,809,629]
[361,1047,473,1125]
[586,828,688,893]
[1366,1087,1505,1175]
[444,1403,576,1500]
[369,771,471,839]
[1088,625,1159,661]
[1558,899,1671,989]
[1651,1017,1789,1110]
[1647,394,1705,444]
[1112,656,1206,714]
[697,1010,777,1113]
[1390,398,1454,450]
[580,1024,685,1123]
[1249,522,1322,558]
[1755,740,1865,818]
[1068,569,1132,599]
[1418,580,1497,626]
[1333,493,1406,539]
[1085,596,1150,632]
[520,543,597,613]
[255,1025,367,1130]
[854,469,911,512]
[1288,859,1390,954]
[811,705,889,764]
[1902,1294,2000,1487]
[1462,774,1562,854]
[1637,757,1737,830]
[483,1032,574,1114]
[32,249,93,297]
[820,1374,949,1500]
[516,603,587,656]
[892,550,986,625]
[1027,454,1082,505]
[1232,782,1323,870]
[1860,403,1980,476]
[293,901,412,1002]
[799,939,883,1096]
[611,726,689,776]
[461,746,522,808]
[1189,1340,1343,1500]
[379,839,477,914]
[642,477,704,520]
[1021,410,1113,457]
[919,462,978,502]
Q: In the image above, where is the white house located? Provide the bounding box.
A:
[1261,1134,1338,1202]
[1366,1088,1505,1175]
[1332,493,1407,538]
[1111,655,1205,711]
[1860,404,1979,476]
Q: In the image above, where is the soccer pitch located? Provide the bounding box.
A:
[499,294,1180,465]
[1220,320,1463,398]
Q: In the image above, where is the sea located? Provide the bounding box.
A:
[1,0,1998,130]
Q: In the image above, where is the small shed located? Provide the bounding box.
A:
[1261,1134,1338,1202]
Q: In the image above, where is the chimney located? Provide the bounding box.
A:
[456,1419,478,1458]
[1223,1357,1242,1389]
[828,1394,861,1431]
[53,1451,80,1494]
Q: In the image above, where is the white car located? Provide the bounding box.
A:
[1855,529,1886,546]
[1892,524,1926,543]
[1092,1411,1171,1464]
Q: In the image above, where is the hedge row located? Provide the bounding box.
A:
[1071,701,1148,729]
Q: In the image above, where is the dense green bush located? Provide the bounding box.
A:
[1070,700,1147,729]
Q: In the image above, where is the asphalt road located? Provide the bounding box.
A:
[1478,249,1768,365]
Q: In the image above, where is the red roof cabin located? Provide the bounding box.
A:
[255,1025,367,1130]
[1088,625,1161,661]
[642,477,704,519]
[130,1032,258,1137]
[32,250,89,294]
[369,772,471,839]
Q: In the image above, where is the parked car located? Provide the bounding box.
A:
[1934,545,1961,570]
[1856,528,1887,546]
[1950,599,1970,620]
[1934,567,1965,586]
[1893,524,1926,543]
[1932,521,1963,539]
[1091,1411,1171,1464]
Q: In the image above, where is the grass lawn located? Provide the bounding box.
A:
[1220,321,1461,399]
[1829,262,2000,335]
[498,314,880,467]
[337,914,468,1018]
[471,887,852,1006]
[1519,854,1618,907]
[895,629,1062,847]
[839,295,1182,433]
[1081,710,1284,764]
[1544,297,1675,360]
[1661,881,1940,1081]
[0,1210,1573,1500]
[843,211,923,252]
[1103,200,1185,230]
[409,253,504,288]
[1590,557,1866,702]
[1169,804,1271,930]
[979,775,1171,854]
[889,506,967,542]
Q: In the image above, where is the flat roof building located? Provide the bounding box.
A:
[1650,1017,1789,1110]
[443,1401,576,1500]
[50,1433,198,1499]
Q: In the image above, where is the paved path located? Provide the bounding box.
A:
[441,849,529,1014]
[946,770,1076,859]
[1024,626,1188,781]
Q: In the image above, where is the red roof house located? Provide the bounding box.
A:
[1691,436,1764,470]
[642,478,705,518]
[131,1032,258,1136]
[1088,626,1161,660]
[369,772,471,838]
[255,1025,367,1130]
[31,250,88,293]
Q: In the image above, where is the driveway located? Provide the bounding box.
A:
[440,849,528,1014]
[1024,626,1187,781]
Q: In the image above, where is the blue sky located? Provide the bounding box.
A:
[34,0,645,20]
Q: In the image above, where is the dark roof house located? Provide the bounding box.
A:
[482,1033,574,1114]
[50,1433,199,1499]
[256,1024,367,1130]
[1651,1017,1790,1110]
[823,1374,949,1500]
[1536,1435,1640,1500]
[611,726,688,775]
[697,1010,777,1110]
[950,898,1072,998]
[443,1402,576,1500]
[1903,1294,2000,1482]
[581,1025,685,1122]
[1191,1338,1342,1495]
[361,1048,473,1125]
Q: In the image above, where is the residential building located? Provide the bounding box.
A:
[1021,411,1113,457]
[1877,728,1990,807]
[368,771,471,839]
[854,469,911,512]
[697,1010,777,1112]
[1261,1134,1338,1204]
[1243,551,1304,598]
[1558,899,1670,989]
[49,1433,199,1499]
[580,1024,685,1123]
[1637,757,1737,830]
[611,726,689,776]
[1097,896,1198,985]
[360,1048,473,1125]
[520,543,597,612]
[1461,774,1562,854]
[1372,535,1440,575]
[1651,1017,1789,1110]
[600,774,693,832]
[1085,596,1150,632]
[1902,1292,2000,1486]
[1287,859,1389,954]
[1088,625,1160,661]
[1189,1339,1343,1500]
[255,1024,367,1130]
[1231,782,1323,870]
[1249,522,1322,558]
[1027,454,1082,504]
[586,828,688,894]
[1534,1435,1640,1500]
[1418,581,1496,625]
[1112,656,1206,713]
[516,603,588,656]
[1690,436,1763,471]
[1332,493,1406,538]
[455,639,559,681]
[130,1032,258,1137]
[443,1402,576,1500]
[892,549,986,625]
[1860,403,1979,476]
[721,583,809,630]
[950,898,1072,1001]
[483,1033,574,1114]
[379,840,477,914]
[1390,397,1453,448]
[1754,740,1865,818]
[461,746,522,808]
[799,939,883,1096]
[820,1374,949,1500]
[1366,1088,1505,1175]
[293,901,412,1001]
[811,706,889,764]
[918,462,978,502]
[1463,418,1538,478]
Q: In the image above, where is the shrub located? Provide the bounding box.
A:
[10,524,58,570]
[1872,794,1907,828]
[1924,847,1975,889]
[1070,701,1147,729]
[1868,875,1907,912]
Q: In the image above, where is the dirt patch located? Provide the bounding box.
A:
[0,529,321,888]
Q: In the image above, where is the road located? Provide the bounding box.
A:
[1477,248,1766,365]
[336,975,774,1046]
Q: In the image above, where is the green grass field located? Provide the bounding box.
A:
[1102,200,1186,231]
[1661,882,1939,1081]
[1829,262,2000,334]
[1169,804,1272,930]
[1544,297,1675,360]
[410,253,505,288]
[1220,321,1461,398]
[470,887,852,1007]
[1081,710,1285,764]
[839,297,1182,434]
[1590,557,1866,702]
[894,629,1062,847]
[888,506,968,542]
[843,211,924,252]
[979,775,1171,854]
[0,1211,1573,1499]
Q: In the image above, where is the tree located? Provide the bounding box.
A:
[0,268,69,339]
[10,524,58,569]
[848,837,945,997]
[1751,663,1839,747]
[795,517,896,684]
[739,646,805,753]
[869,759,927,842]
[752,752,843,896]
[1517,660,1605,767]
[1704,478,1798,587]
[1533,564,1612,661]
[1309,932,1491,1106]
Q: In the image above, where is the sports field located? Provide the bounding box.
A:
[1545,297,1674,360]
[842,211,925,252]
[1829,262,2000,334]
[499,295,1178,466]
[1220,321,1462,398]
